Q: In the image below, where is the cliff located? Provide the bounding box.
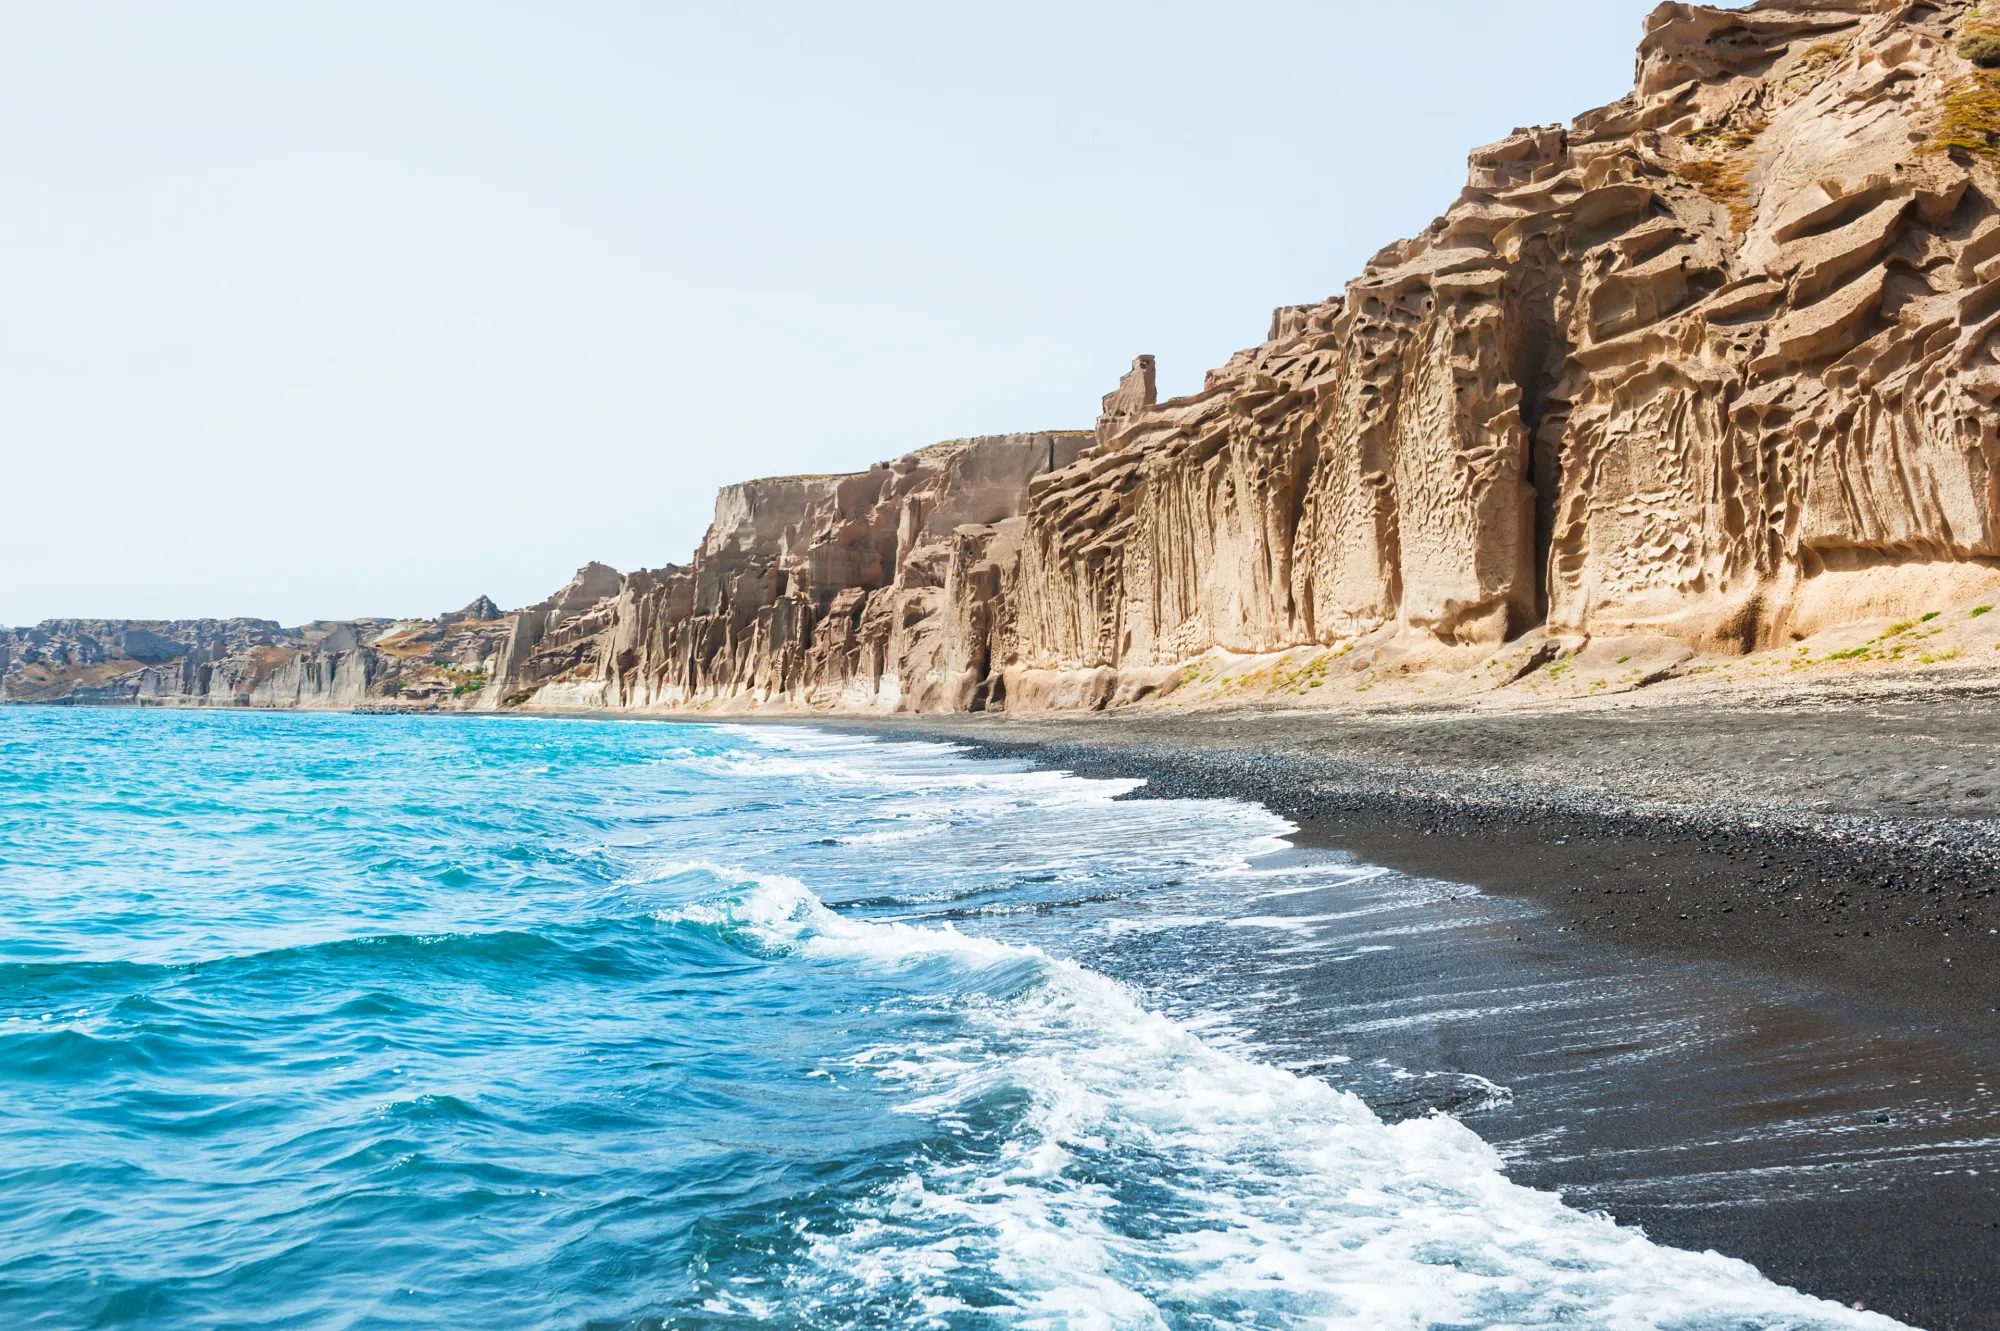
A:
[17,0,2000,717]
[0,435,1088,714]
[0,604,515,709]
[532,0,2000,717]
[992,0,2000,704]
[522,433,1092,713]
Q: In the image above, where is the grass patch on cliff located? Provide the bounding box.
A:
[1928,71,2000,158]
[1674,111,1765,233]
[1961,7,2000,68]
[1796,40,1848,74]
[1680,116,1767,153]
[1675,156,1756,232]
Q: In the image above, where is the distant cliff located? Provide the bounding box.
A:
[0,603,513,709]
[17,0,2000,716]
[0,435,1086,714]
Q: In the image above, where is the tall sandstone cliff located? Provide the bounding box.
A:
[513,433,1093,713]
[1006,1,2000,667]
[540,0,2000,716]
[16,0,2000,716]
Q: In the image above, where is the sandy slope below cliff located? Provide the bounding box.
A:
[981,660,2000,821]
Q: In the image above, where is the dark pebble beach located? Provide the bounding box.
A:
[804,676,2000,1329]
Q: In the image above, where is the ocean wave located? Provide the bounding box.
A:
[1,710,1944,1328]
[655,863,1906,1329]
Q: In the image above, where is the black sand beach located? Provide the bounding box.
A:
[804,674,2000,1329]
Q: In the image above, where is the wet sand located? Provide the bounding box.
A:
[797,678,2000,1329]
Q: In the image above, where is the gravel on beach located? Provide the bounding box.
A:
[803,679,2000,1328]
[817,673,2000,1038]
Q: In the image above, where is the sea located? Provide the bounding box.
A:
[0,707,1928,1329]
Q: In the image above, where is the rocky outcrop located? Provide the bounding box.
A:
[484,563,631,708]
[499,0,2000,717]
[0,602,517,709]
[999,0,2000,694]
[542,433,1091,713]
[21,1,2000,719]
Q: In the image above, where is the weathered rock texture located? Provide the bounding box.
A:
[530,433,1093,713]
[1001,0,2000,686]
[17,0,2000,717]
[518,0,2000,717]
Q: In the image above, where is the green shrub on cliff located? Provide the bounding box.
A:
[1963,3,2000,65]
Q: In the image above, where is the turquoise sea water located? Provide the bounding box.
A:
[0,708,1907,1329]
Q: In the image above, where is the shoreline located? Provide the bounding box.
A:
[784,694,2000,1329]
[794,684,2000,1045]
[782,699,2000,1329]
[20,686,2000,1034]
[16,693,2000,1324]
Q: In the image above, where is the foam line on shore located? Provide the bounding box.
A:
[657,858,1908,1329]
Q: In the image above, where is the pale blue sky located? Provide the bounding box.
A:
[2,1,1683,625]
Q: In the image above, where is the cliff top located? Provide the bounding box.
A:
[742,432,1093,488]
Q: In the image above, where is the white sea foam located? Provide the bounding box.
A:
[695,726,1151,805]
[661,864,1909,1330]
[703,725,1300,864]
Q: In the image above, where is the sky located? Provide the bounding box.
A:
[1,0,1682,626]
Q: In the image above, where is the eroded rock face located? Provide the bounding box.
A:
[0,607,520,709]
[995,0,2000,696]
[538,433,1092,714]
[480,0,2000,717]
